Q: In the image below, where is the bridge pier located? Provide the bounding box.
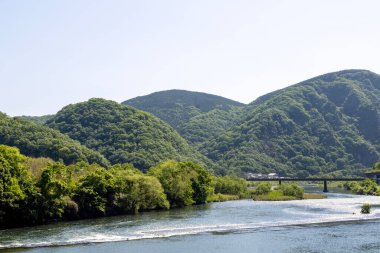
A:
[323,179,328,192]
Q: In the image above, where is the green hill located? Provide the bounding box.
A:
[201,70,380,176]
[0,112,109,167]
[16,115,54,125]
[123,90,245,145]
[46,98,212,171]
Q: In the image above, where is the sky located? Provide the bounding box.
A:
[1,0,380,116]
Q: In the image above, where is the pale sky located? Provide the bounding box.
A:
[1,0,380,116]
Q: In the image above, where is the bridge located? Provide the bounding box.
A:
[246,178,366,192]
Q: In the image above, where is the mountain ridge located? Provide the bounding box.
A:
[201,69,380,176]
[46,98,212,171]
[123,89,245,145]
[0,112,110,167]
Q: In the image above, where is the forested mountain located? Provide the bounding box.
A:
[201,70,380,177]
[46,98,212,171]
[0,112,109,167]
[17,115,54,125]
[5,70,380,177]
[123,90,245,145]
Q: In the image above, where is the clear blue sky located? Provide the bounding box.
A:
[1,0,380,116]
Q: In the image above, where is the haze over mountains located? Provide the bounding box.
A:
[4,69,380,177]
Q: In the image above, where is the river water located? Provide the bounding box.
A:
[1,187,380,253]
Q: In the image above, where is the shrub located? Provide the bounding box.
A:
[254,182,272,195]
[345,179,379,196]
[361,203,372,214]
[213,175,247,198]
[279,184,304,199]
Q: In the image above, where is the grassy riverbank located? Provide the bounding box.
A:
[252,182,326,201]
[207,193,240,202]
[253,191,326,201]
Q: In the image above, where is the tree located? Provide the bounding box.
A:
[148,160,212,207]
[115,174,169,214]
[0,145,38,228]
[73,167,114,218]
[37,163,70,221]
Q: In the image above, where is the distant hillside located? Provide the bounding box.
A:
[0,112,109,167]
[123,90,245,145]
[46,98,212,171]
[16,115,54,125]
[201,70,380,177]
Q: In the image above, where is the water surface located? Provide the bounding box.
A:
[1,189,380,253]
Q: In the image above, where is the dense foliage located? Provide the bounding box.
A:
[0,145,245,229]
[201,70,380,176]
[46,98,211,171]
[370,160,380,171]
[278,184,304,199]
[123,90,245,145]
[252,183,305,201]
[344,179,380,195]
[0,145,37,228]
[0,113,109,167]
[148,160,213,207]
[213,175,248,198]
[16,115,54,125]
[253,182,272,195]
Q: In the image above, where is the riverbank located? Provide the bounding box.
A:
[253,191,326,201]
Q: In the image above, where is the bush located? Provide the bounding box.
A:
[254,182,272,195]
[279,184,304,199]
[213,175,247,198]
[361,203,372,214]
[345,179,380,195]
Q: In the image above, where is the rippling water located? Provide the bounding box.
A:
[1,188,380,253]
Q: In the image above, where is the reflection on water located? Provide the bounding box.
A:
[0,188,380,253]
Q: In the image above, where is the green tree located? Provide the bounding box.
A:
[37,163,70,221]
[115,174,169,214]
[73,167,114,218]
[148,160,213,207]
[0,145,39,228]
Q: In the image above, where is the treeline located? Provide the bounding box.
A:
[0,145,247,229]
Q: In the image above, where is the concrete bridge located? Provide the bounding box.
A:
[246,178,365,192]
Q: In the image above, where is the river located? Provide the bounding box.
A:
[1,187,380,253]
